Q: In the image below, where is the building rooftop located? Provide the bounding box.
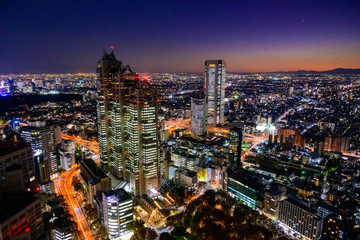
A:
[53,217,71,231]
[103,188,131,202]
[317,200,337,213]
[179,169,197,178]
[228,169,272,191]
[81,158,108,179]
[266,186,283,196]
[0,141,31,156]
[284,197,318,215]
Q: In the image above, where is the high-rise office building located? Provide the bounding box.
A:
[227,170,261,209]
[20,121,56,182]
[102,188,133,238]
[97,50,122,174]
[8,78,15,94]
[0,142,35,186]
[229,127,243,170]
[97,51,160,196]
[125,78,160,196]
[191,96,207,137]
[204,60,226,126]
[110,66,135,179]
[97,51,135,178]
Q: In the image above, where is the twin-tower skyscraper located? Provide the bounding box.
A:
[97,50,160,196]
[97,52,226,195]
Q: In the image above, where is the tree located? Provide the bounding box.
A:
[90,219,100,229]
[171,226,187,238]
[162,189,280,239]
[166,212,184,227]
[159,232,176,240]
[183,213,192,229]
[325,157,341,172]
[131,220,158,240]
[99,225,108,240]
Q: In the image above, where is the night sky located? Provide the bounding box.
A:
[1,0,359,74]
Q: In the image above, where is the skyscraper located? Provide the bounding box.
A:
[97,50,122,174]
[204,60,226,126]
[97,51,135,178]
[191,96,207,137]
[109,66,135,179]
[20,121,56,182]
[125,77,160,196]
[97,51,160,196]
[229,127,243,170]
[0,142,35,186]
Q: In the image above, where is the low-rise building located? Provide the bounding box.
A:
[227,169,270,209]
[80,159,111,205]
[174,169,198,188]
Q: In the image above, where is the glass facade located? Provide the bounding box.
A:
[205,60,226,126]
[227,177,257,209]
[103,189,133,239]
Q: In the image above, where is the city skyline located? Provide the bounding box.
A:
[1,1,360,240]
[1,0,360,74]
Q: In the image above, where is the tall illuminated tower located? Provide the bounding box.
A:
[191,96,207,137]
[20,121,55,182]
[109,65,135,179]
[229,127,243,170]
[97,50,122,174]
[125,77,160,196]
[97,50,136,178]
[204,60,226,126]
[97,50,160,194]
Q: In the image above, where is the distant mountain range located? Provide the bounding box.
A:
[270,68,360,74]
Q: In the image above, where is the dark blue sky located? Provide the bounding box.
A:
[1,0,359,73]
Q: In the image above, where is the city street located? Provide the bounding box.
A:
[55,167,95,240]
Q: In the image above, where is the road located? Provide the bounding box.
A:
[61,133,100,153]
[164,119,267,160]
[54,167,95,240]
[164,119,266,139]
[61,133,100,162]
